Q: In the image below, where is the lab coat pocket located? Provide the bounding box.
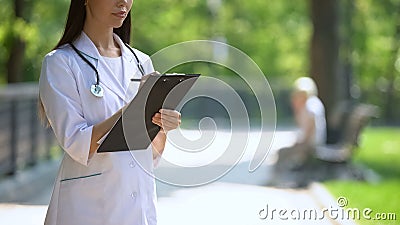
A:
[57,172,105,225]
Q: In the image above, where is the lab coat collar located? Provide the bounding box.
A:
[72,32,138,103]
[113,33,142,102]
[73,32,102,61]
[72,32,136,64]
[112,33,136,68]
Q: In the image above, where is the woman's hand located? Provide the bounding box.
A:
[152,109,181,132]
[151,109,181,161]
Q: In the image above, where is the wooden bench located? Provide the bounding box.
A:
[315,103,379,162]
[269,103,379,188]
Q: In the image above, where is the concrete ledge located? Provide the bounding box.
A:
[309,182,357,225]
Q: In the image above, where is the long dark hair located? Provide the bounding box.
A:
[39,0,132,126]
[55,0,132,49]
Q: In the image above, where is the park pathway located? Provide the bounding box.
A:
[0,129,356,225]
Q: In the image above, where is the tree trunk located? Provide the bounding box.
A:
[310,0,341,142]
[384,2,400,124]
[7,39,25,83]
[6,0,26,83]
[339,0,354,100]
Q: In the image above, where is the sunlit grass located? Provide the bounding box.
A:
[325,127,400,225]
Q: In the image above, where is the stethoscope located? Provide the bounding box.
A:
[70,43,145,97]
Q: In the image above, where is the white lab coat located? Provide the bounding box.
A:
[39,32,158,225]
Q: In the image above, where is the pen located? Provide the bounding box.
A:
[131,78,141,82]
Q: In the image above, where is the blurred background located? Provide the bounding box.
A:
[0,0,399,224]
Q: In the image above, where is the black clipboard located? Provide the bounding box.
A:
[97,72,200,152]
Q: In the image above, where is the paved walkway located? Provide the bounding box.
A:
[0,130,357,225]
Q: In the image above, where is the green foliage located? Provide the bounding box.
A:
[132,0,310,81]
[351,0,400,113]
[0,0,69,82]
[132,0,212,53]
[1,0,312,83]
[0,0,399,122]
[0,0,13,82]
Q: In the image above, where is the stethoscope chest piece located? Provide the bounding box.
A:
[91,84,104,97]
[70,42,144,99]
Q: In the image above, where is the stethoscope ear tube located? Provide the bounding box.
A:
[123,43,145,76]
[69,42,145,98]
[70,44,101,86]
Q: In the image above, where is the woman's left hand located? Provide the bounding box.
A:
[152,109,181,132]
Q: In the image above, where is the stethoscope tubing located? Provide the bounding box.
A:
[123,43,146,76]
[70,42,146,88]
[70,43,101,86]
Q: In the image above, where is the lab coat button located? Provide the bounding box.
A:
[131,192,137,198]
[129,161,136,168]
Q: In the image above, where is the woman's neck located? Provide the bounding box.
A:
[83,21,121,57]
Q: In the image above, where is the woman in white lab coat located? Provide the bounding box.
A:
[38,0,180,224]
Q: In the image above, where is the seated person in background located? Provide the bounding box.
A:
[274,77,326,174]
[291,77,326,149]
